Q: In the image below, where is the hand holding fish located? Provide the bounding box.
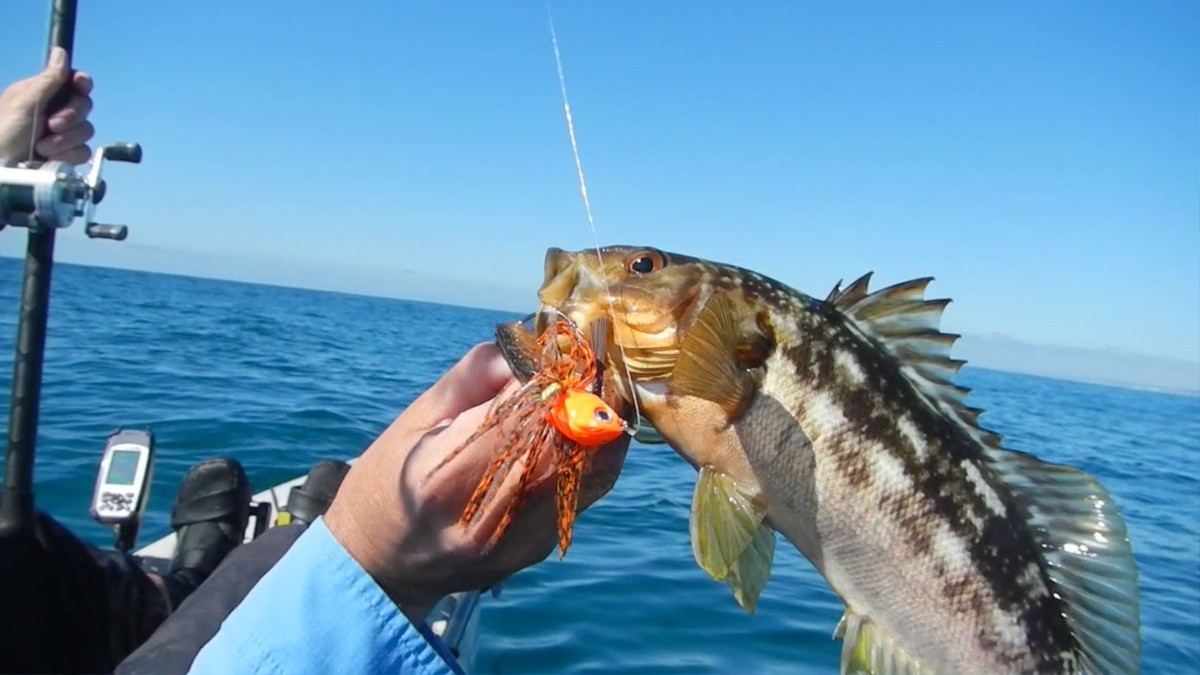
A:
[323,342,630,623]
[0,47,95,164]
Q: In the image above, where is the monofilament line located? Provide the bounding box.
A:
[546,4,644,434]
[27,103,42,162]
[548,10,595,242]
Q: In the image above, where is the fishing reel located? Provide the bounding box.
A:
[0,141,142,240]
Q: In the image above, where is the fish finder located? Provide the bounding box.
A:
[90,429,155,551]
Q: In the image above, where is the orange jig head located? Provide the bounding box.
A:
[546,386,627,447]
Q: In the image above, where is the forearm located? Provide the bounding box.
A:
[188,517,460,675]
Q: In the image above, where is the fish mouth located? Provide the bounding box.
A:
[494,246,699,426]
[493,312,642,429]
[533,247,611,335]
[492,247,611,385]
[492,248,597,385]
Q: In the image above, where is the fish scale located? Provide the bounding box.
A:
[767,278,1081,672]
[519,245,1141,674]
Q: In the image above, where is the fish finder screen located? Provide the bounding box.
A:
[106,450,141,486]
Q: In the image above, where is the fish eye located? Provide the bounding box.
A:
[593,407,612,423]
[626,250,665,275]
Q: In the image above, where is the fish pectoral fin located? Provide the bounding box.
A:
[838,611,931,675]
[723,520,775,614]
[670,292,755,421]
[989,448,1143,675]
[689,466,767,583]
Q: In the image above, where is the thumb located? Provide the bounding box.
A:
[406,343,516,430]
[27,48,70,105]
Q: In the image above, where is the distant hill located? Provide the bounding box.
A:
[955,333,1199,396]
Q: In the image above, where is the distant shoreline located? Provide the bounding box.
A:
[958,365,1200,400]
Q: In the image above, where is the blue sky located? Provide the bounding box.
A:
[1,1,1196,363]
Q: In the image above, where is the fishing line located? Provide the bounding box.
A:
[27,103,42,161]
[545,4,644,435]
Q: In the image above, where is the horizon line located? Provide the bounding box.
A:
[1,252,1197,398]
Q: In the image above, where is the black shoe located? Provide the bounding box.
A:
[286,459,351,526]
[167,458,252,579]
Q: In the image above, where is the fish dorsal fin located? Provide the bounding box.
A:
[826,272,873,306]
[689,466,775,613]
[838,610,933,675]
[823,278,845,303]
[828,273,965,384]
[987,449,1143,674]
[671,292,755,420]
[826,274,983,443]
[829,274,1142,673]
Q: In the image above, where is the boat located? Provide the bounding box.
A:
[0,2,495,672]
[133,458,496,673]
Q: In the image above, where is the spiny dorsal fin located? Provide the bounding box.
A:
[826,274,975,424]
[829,273,1142,673]
[824,278,846,303]
[671,292,755,420]
[829,272,875,307]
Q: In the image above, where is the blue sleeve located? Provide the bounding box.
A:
[188,517,462,675]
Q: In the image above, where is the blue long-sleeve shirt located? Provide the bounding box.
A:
[188,517,462,675]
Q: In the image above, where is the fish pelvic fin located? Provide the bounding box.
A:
[830,273,1141,673]
[838,611,932,675]
[670,291,755,421]
[689,466,775,613]
[724,518,775,614]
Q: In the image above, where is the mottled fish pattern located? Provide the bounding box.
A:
[520,245,1141,675]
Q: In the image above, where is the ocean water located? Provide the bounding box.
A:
[0,257,1197,673]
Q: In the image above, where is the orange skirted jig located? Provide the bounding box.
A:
[429,317,628,558]
[545,385,627,447]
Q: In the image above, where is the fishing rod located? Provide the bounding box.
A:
[0,0,142,538]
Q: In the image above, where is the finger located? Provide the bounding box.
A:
[35,121,95,162]
[408,391,504,480]
[46,93,93,133]
[405,386,558,533]
[406,378,528,500]
[35,141,91,166]
[417,388,627,538]
[463,444,558,554]
[405,343,516,430]
[26,47,70,106]
[72,71,93,96]
[47,145,91,166]
[576,435,631,512]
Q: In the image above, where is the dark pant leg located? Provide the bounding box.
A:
[0,512,169,675]
[115,523,308,675]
